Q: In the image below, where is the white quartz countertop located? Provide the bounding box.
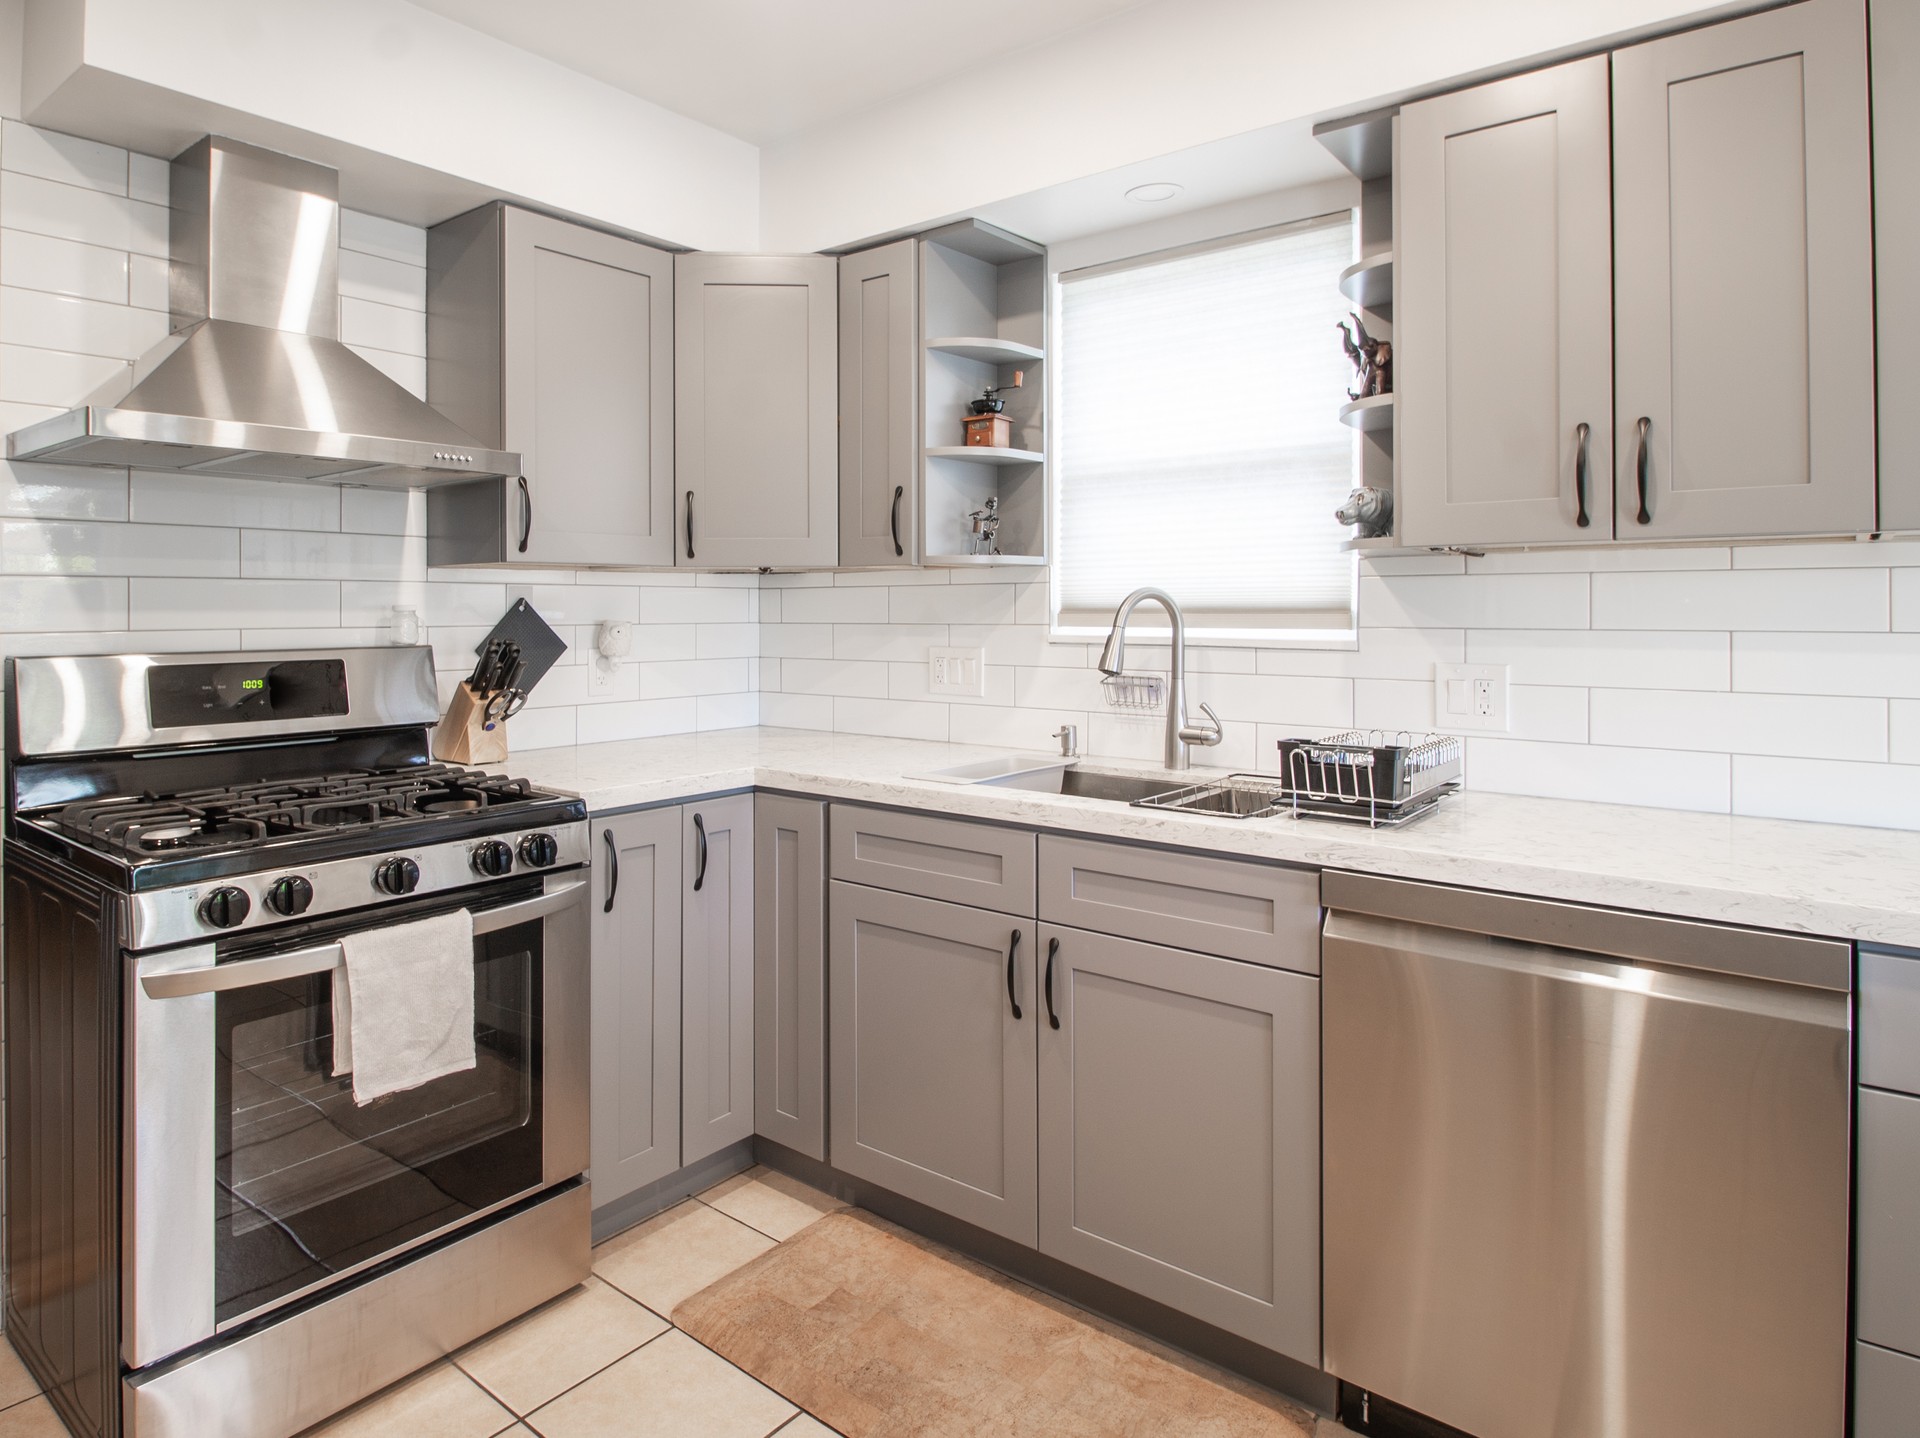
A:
[497,727,1920,949]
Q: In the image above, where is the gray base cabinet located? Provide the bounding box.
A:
[829,882,1037,1244]
[590,808,683,1210]
[754,795,826,1160]
[683,796,755,1168]
[1035,924,1321,1364]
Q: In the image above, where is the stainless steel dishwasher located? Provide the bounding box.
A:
[1321,872,1852,1438]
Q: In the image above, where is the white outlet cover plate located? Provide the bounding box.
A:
[587,655,621,696]
[929,646,987,698]
[1434,662,1510,733]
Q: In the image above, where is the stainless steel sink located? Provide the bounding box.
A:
[984,768,1180,803]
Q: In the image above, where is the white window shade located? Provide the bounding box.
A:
[1055,214,1357,637]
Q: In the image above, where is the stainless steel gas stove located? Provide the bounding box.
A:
[2,646,592,1438]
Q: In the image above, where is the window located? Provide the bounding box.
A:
[1053,212,1358,642]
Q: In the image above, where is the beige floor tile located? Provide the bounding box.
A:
[457,1277,668,1415]
[1316,1421,1358,1437]
[591,1200,776,1317]
[0,1339,42,1410]
[527,1330,795,1438]
[304,1361,515,1438]
[699,1167,846,1242]
[772,1415,843,1437]
[0,1398,67,1438]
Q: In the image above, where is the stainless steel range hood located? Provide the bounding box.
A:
[6,137,518,489]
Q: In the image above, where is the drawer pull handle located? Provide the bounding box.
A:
[602,829,618,913]
[891,485,904,557]
[692,813,708,892]
[1635,416,1652,525]
[1044,937,1061,1030]
[1574,422,1591,529]
[1006,930,1022,1020]
[517,476,532,553]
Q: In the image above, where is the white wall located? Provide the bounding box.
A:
[759,0,1755,251]
[0,120,762,744]
[16,0,760,248]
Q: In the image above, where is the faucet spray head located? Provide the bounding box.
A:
[1096,627,1126,676]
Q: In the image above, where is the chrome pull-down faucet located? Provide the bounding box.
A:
[1096,587,1225,770]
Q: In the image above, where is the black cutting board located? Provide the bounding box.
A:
[474,599,568,693]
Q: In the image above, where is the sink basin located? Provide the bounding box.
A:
[909,755,1074,785]
[985,768,1180,803]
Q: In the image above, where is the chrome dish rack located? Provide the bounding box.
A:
[1129,731,1462,828]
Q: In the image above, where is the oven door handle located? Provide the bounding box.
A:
[138,879,588,999]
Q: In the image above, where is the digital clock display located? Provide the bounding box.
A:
[148,659,348,729]
[242,678,266,691]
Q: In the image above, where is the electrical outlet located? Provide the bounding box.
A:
[587,655,621,696]
[929,646,986,698]
[1434,663,1510,733]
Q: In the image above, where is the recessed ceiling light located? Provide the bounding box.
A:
[1125,182,1183,203]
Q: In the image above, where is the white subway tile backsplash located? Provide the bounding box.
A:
[1464,545,1730,574]
[0,460,127,521]
[890,660,1010,706]
[1731,756,1920,828]
[126,153,168,208]
[639,658,751,699]
[1257,627,1463,681]
[640,586,752,625]
[695,623,760,659]
[576,697,698,745]
[779,585,888,624]
[0,343,126,406]
[834,696,948,741]
[1589,689,1885,761]
[1894,569,1920,632]
[760,622,834,659]
[1,229,128,302]
[242,627,385,651]
[1467,629,1730,691]
[1893,702,1920,765]
[0,286,169,359]
[949,704,1088,751]
[1466,738,1731,812]
[1361,573,1590,630]
[1732,632,1920,699]
[339,296,425,356]
[760,692,834,730]
[507,705,578,753]
[501,583,634,626]
[130,577,337,630]
[1731,538,1920,569]
[0,171,167,255]
[341,488,417,535]
[338,249,428,311]
[339,209,428,266]
[241,528,409,581]
[831,622,951,663]
[130,470,341,530]
[697,692,759,730]
[890,583,1018,625]
[777,657,889,699]
[0,627,233,658]
[1592,568,1889,632]
[345,345,427,399]
[0,574,126,630]
[1,122,127,194]
[1,519,237,576]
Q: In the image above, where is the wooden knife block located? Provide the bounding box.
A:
[432,682,509,764]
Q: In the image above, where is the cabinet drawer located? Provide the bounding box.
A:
[1858,1341,1920,1438]
[1038,836,1319,973]
[1862,946,1920,1094]
[830,804,1035,915]
[1859,1087,1920,1357]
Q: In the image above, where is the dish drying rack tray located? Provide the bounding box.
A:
[1273,730,1462,827]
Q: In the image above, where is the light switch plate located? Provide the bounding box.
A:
[1434,662,1510,732]
[929,646,986,698]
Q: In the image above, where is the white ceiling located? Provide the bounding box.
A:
[403,0,1154,144]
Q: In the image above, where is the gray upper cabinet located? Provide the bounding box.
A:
[754,794,826,1161]
[682,796,755,1167]
[1036,925,1321,1363]
[1396,57,1614,549]
[838,239,921,567]
[829,882,1037,1245]
[426,205,675,567]
[1875,0,1920,531]
[675,254,839,569]
[1612,0,1875,539]
[590,807,682,1212]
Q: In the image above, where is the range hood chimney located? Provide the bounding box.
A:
[6,136,518,488]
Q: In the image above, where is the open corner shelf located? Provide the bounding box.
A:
[925,445,1046,466]
[926,336,1045,365]
[924,552,1048,568]
[1338,394,1395,432]
[1338,253,1393,309]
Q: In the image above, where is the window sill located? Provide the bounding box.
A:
[1048,623,1359,653]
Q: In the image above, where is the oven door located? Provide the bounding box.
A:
[123,872,589,1369]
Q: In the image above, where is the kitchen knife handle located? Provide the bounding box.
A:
[891,485,904,557]
[1006,930,1023,1020]
[685,490,696,560]
[692,812,707,892]
[517,476,532,553]
[1574,422,1591,529]
[1044,937,1060,1030]
[1635,417,1652,525]
[602,829,619,913]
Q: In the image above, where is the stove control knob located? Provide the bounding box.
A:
[266,875,314,917]
[472,840,515,878]
[519,833,560,868]
[375,857,421,896]
[199,886,251,929]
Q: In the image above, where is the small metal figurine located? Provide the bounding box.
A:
[967,495,1002,556]
[1337,314,1392,401]
[1335,485,1394,539]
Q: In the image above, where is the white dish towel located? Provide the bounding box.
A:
[331,908,477,1105]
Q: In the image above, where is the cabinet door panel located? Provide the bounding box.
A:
[1397,57,1613,547]
[1874,0,1920,530]
[675,254,839,568]
[830,883,1036,1244]
[839,240,920,567]
[754,795,826,1160]
[683,796,755,1167]
[590,809,682,1210]
[1037,925,1320,1362]
[1613,0,1875,538]
[505,210,674,566]
[1857,1086,1920,1357]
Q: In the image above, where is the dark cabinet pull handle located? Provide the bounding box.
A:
[517,476,532,553]
[602,829,618,913]
[1634,416,1652,525]
[692,812,707,891]
[1044,937,1060,1030]
[890,485,904,557]
[685,490,695,559]
[1006,930,1023,1019]
[1574,422,1591,529]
